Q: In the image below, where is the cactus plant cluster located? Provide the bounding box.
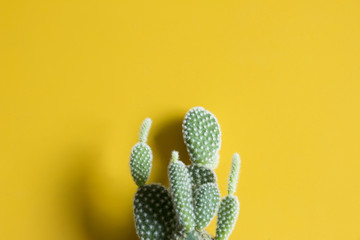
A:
[129,107,241,240]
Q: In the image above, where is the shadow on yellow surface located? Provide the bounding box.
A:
[153,116,190,185]
[60,117,195,240]
[61,149,138,240]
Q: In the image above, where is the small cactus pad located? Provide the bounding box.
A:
[169,151,195,232]
[194,183,221,230]
[188,164,217,192]
[134,184,177,240]
[139,118,152,143]
[182,107,221,166]
[228,153,241,195]
[215,196,240,240]
[130,142,152,186]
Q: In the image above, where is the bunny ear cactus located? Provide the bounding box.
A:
[130,118,153,186]
[215,154,241,240]
[129,107,242,240]
[183,107,221,167]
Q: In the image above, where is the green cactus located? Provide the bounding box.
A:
[182,107,221,166]
[169,151,195,232]
[194,183,220,230]
[215,154,241,240]
[215,196,240,240]
[130,118,152,186]
[134,184,177,240]
[129,107,242,240]
[188,164,217,193]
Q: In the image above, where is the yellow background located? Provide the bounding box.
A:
[1,1,359,239]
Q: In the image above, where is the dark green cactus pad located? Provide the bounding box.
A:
[134,184,177,240]
[130,142,152,186]
[215,195,240,240]
[194,183,220,230]
[182,107,221,166]
[188,164,217,192]
[169,152,195,233]
[174,230,214,240]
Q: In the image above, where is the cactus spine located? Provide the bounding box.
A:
[130,107,242,240]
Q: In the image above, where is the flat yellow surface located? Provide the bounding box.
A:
[1,1,360,240]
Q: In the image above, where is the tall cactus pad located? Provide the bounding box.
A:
[182,107,221,165]
[188,164,217,192]
[215,196,240,240]
[228,153,241,195]
[134,184,177,240]
[194,183,221,230]
[139,118,152,143]
[130,142,152,186]
[169,151,195,232]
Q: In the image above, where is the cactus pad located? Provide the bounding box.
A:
[182,107,221,166]
[215,195,240,240]
[130,142,152,186]
[139,118,152,143]
[228,153,241,195]
[134,184,177,240]
[188,164,217,192]
[169,151,195,232]
[194,183,220,230]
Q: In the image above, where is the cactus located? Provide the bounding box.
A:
[130,118,153,186]
[129,107,242,240]
[215,154,241,240]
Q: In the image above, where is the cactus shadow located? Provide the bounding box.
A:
[63,148,139,240]
[153,116,190,185]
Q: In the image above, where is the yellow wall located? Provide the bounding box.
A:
[1,1,360,239]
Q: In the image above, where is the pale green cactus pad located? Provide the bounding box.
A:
[182,107,221,166]
[228,153,241,195]
[130,142,152,186]
[130,118,153,187]
[188,164,217,192]
[215,196,240,240]
[169,151,195,232]
[215,153,241,240]
[194,183,220,230]
[134,184,177,240]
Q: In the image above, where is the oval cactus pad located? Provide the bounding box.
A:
[182,107,221,165]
